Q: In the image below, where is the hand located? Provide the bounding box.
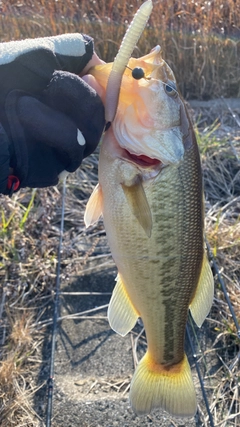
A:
[0,34,105,195]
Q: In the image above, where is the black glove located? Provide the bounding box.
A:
[0,34,105,195]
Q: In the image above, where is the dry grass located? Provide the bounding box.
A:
[202,137,240,426]
[0,0,239,425]
[0,120,239,427]
[0,0,239,99]
[0,156,103,426]
[0,312,44,427]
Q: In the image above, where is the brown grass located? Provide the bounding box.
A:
[0,0,239,99]
[0,124,239,427]
[0,1,239,425]
[0,309,44,426]
[203,135,240,426]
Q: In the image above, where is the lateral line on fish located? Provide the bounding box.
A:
[104,0,153,128]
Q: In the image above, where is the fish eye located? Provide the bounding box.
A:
[164,82,177,97]
[132,67,145,80]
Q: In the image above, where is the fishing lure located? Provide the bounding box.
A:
[105,0,153,126]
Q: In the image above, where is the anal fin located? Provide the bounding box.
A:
[190,252,214,327]
[108,273,139,337]
[121,181,152,238]
[84,183,103,228]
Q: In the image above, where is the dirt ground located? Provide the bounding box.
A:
[33,98,240,427]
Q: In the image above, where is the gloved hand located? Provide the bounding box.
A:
[0,33,105,195]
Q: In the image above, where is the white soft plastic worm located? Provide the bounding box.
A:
[105,0,153,125]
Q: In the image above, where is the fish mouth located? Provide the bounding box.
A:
[124,150,162,168]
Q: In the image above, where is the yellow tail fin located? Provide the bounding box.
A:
[129,352,197,417]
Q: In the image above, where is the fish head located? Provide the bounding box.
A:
[88,45,193,167]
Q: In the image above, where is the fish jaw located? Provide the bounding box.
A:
[101,127,163,178]
[89,45,185,165]
[99,127,165,239]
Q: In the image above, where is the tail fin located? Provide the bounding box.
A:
[129,352,197,417]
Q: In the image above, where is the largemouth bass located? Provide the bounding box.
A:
[84,44,214,419]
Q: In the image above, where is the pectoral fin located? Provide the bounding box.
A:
[84,183,103,227]
[108,273,139,337]
[121,182,152,238]
[190,252,214,327]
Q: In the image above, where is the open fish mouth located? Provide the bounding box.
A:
[118,145,164,180]
[125,150,162,168]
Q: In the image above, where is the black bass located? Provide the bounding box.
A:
[84,3,214,419]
